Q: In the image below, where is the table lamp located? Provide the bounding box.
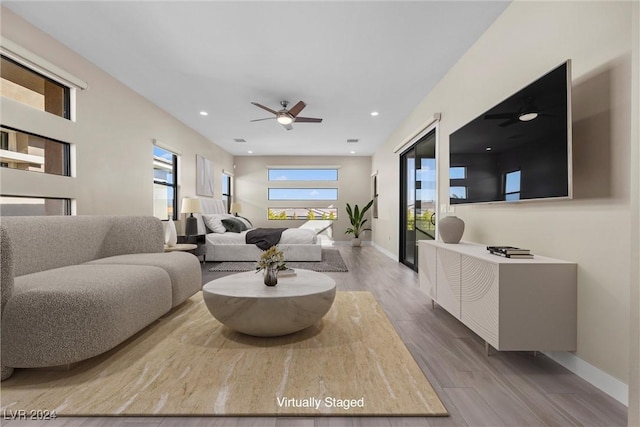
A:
[230,202,242,217]
[181,197,202,235]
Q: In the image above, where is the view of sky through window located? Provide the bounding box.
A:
[268,188,338,200]
[268,169,338,181]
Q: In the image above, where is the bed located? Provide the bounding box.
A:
[194,199,322,262]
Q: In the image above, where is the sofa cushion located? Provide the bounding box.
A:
[87,252,202,307]
[0,216,164,277]
[1,264,172,368]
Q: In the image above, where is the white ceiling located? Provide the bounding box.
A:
[5,1,510,157]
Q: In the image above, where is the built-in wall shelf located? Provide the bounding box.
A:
[418,240,577,353]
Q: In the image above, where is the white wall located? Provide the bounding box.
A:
[373,0,637,399]
[0,7,234,232]
[234,156,372,241]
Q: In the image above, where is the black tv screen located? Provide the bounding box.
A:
[449,61,572,204]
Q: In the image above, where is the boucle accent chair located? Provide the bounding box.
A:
[0,215,202,381]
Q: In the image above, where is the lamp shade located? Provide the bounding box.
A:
[230,202,242,214]
[181,197,202,214]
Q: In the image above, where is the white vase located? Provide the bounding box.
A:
[438,216,465,244]
[351,237,362,247]
[165,218,177,247]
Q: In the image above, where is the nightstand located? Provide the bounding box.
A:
[177,234,206,263]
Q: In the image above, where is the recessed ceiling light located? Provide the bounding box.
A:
[247,150,253,154]
[486,147,492,151]
[199,111,208,116]
[370,111,379,116]
[349,150,356,154]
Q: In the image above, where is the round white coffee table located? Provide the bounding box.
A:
[202,269,336,337]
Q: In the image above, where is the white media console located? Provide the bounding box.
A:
[418,240,577,354]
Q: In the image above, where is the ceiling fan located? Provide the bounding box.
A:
[250,100,323,130]
[484,96,553,127]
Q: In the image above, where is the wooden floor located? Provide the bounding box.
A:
[2,246,627,427]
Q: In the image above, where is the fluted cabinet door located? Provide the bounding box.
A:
[435,248,461,319]
[418,242,437,300]
[461,255,499,348]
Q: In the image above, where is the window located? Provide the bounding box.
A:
[267,207,338,220]
[153,146,178,220]
[268,169,338,181]
[267,167,338,220]
[268,188,338,201]
[0,55,70,119]
[505,170,521,201]
[0,195,71,216]
[221,172,232,213]
[0,127,70,176]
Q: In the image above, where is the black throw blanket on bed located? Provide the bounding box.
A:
[246,228,287,250]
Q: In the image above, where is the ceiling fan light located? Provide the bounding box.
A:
[518,112,538,122]
[276,114,293,125]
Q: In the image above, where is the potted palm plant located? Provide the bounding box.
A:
[345,199,374,247]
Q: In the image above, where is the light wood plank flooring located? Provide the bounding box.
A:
[2,246,628,427]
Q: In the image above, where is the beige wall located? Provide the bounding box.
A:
[234,156,372,241]
[373,0,636,393]
[629,0,639,423]
[0,7,234,231]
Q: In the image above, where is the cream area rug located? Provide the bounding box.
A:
[1,292,448,417]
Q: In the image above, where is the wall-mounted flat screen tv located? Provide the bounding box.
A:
[449,60,572,204]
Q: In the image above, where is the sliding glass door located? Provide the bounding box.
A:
[400,129,436,271]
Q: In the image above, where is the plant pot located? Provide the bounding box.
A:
[351,237,362,247]
[263,267,278,286]
[438,216,465,244]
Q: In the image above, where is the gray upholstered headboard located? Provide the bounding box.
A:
[194,198,227,234]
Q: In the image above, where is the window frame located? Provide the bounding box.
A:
[153,146,178,220]
[0,125,71,176]
[0,54,71,120]
[267,207,338,220]
[221,172,232,214]
[0,194,71,216]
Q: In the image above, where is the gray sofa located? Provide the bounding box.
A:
[0,215,202,381]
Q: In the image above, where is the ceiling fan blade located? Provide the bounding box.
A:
[484,113,515,120]
[294,117,323,123]
[250,117,276,122]
[499,118,519,127]
[282,123,293,131]
[287,101,306,117]
[251,102,277,115]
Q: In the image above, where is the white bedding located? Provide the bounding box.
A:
[206,228,317,245]
[194,198,322,261]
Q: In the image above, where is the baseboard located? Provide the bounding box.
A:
[543,351,628,406]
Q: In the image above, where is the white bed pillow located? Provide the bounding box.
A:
[202,214,232,234]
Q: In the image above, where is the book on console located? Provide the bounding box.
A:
[488,250,534,259]
[486,246,531,255]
